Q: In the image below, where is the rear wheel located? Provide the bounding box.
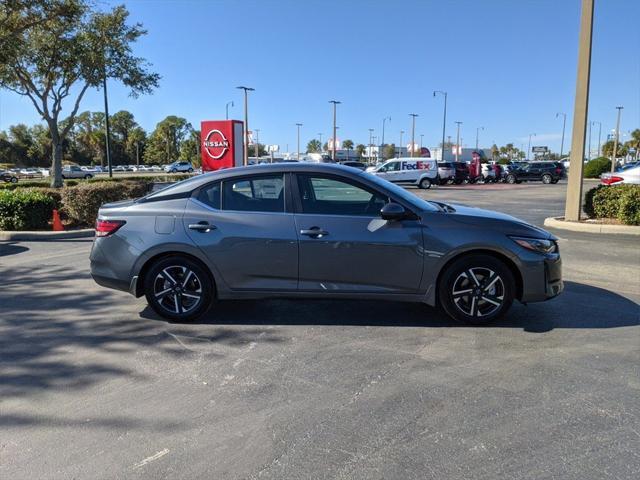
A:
[506,174,516,184]
[10,176,18,183]
[419,177,432,189]
[188,168,194,173]
[144,256,213,322]
[542,174,552,184]
[438,254,515,324]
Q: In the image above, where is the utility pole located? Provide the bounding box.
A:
[369,128,374,162]
[475,126,484,151]
[236,86,254,166]
[329,100,341,160]
[254,128,260,159]
[318,133,323,150]
[454,121,462,162]
[564,0,594,222]
[296,123,303,161]
[588,121,592,160]
[225,101,234,120]
[527,133,536,160]
[420,134,424,151]
[136,142,139,166]
[593,121,602,157]
[382,116,391,147]
[556,112,567,158]
[433,91,447,161]
[611,106,623,172]
[103,76,112,177]
[399,130,404,158]
[409,114,418,157]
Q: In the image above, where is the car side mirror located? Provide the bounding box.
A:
[380,202,406,221]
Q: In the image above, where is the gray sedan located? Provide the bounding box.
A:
[90,163,563,323]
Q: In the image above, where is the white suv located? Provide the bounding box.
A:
[164,161,194,173]
[367,158,438,189]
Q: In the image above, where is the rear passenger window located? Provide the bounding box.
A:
[196,182,221,209]
[222,175,285,212]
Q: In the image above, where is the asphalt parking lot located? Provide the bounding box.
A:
[1,180,639,479]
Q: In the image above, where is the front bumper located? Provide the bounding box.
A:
[520,253,563,303]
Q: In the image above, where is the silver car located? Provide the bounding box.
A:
[90,163,563,323]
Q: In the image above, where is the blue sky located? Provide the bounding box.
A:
[1,0,638,154]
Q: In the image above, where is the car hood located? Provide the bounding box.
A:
[441,203,555,239]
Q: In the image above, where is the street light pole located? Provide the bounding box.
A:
[565,0,594,222]
[329,100,341,160]
[593,121,602,157]
[556,112,567,158]
[318,133,323,150]
[296,123,303,161]
[254,128,260,159]
[368,128,374,162]
[527,133,536,160]
[382,116,391,146]
[236,86,254,166]
[102,75,112,177]
[225,101,234,120]
[475,126,484,151]
[409,114,418,157]
[588,121,592,160]
[611,106,623,172]
[454,121,462,162]
[399,130,404,158]
[420,134,424,151]
[433,91,447,161]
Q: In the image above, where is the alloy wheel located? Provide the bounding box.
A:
[451,267,505,318]
[153,265,203,315]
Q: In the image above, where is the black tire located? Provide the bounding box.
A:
[171,168,177,173]
[10,176,18,183]
[419,177,432,189]
[551,179,559,184]
[188,168,194,173]
[506,174,516,184]
[438,254,515,325]
[144,256,214,322]
[84,174,92,179]
[542,174,552,184]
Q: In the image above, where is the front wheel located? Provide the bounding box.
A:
[188,168,194,173]
[84,174,92,179]
[542,174,552,184]
[144,256,213,322]
[438,254,515,324]
[506,174,516,184]
[171,168,177,173]
[10,177,18,183]
[419,177,432,189]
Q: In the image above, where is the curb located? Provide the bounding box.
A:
[543,217,640,235]
[0,229,95,241]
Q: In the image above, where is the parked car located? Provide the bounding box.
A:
[600,165,640,185]
[1,169,19,183]
[452,162,470,184]
[164,161,194,173]
[437,162,455,185]
[60,165,93,179]
[505,161,564,184]
[19,168,43,178]
[366,157,438,189]
[617,161,640,172]
[91,163,563,324]
[340,161,367,171]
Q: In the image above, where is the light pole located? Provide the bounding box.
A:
[329,100,341,160]
[611,106,623,172]
[254,128,260,159]
[409,114,418,157]
[136,141,140,166]
[527,133,536,160]
[236,86,254,166]
[420,134,424,150]
[382,116,391,146]
[368,128,374,162]
[296,123,303,161]
[103,76,112,177]
[318,133,323,150]
[556,112,567,158]
[454,121,462,162]
[592,121,602,157]
[399,130,404,158]
[433,90,447,161]
[475,126,484,151]
[225,101,234,120]
[588,121,592,160]
[372,136,377,162]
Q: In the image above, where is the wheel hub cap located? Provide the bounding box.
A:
[451,267,505,317]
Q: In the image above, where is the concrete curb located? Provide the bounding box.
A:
[544,216,640,235]
[0,229,94,241]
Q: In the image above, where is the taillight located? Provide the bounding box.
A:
[555,168,562,174]
[601,176,623,185]
[95,219,125,237]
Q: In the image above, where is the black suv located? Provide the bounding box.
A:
[505,161,564,184]
[1,170,19,183]
[452,162,470,184]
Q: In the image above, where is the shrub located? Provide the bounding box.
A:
[584,184,640,225]
[618,187,640,226]
[0,190,56,231]
[583,157,611,178]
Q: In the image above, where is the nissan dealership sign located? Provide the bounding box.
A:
[203,129,230,159]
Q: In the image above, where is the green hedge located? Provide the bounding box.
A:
[0,190,56,230]
[584,184,640,225]
[583,157,611,178]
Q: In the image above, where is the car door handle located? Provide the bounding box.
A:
[300,227,329,238]
[188,222,216,232]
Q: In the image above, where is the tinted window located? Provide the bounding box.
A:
[223,175,284,212]
[379,161,400,172]
[297,175,387,216]
[439,162,454,168]
[196,182,221,209]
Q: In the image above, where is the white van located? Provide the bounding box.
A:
[367,157,438,189]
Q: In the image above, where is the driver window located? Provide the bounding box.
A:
[297,175,388,216]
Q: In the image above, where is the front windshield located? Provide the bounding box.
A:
[361,171,440,212]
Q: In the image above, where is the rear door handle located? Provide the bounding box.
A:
[300,227,329,238]
[189,222,216,233]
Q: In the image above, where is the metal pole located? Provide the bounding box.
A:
[254,128,260,159]
[588,121,592,161]
[420,134,424,151]
[433,91,447,161]
[399,130,404,158]
[226,101,234,120]
[329,100,340,160]
[369,128,374,162]
[611,106,623,172]
[527,133,536,161]
[475,126,484,151]
[236,86,254,166]
[136,142,139,166]
[103,75,112,177]
[318,133,323,150]
[596,121,602,157]
[296,123,302,161]
[564,0,594,222]
[409,114,418,157]
[557,112,567,158]
[454,121,462,162]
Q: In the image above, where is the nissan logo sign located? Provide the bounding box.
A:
[203,129,229,160]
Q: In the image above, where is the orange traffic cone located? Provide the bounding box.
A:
[52,209,64,231]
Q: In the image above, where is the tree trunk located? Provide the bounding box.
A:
[50,128,63,188]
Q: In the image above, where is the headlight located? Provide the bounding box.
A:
[509,236,558,254]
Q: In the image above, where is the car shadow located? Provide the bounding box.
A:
[0,242,29,257]
[142,281,639,333]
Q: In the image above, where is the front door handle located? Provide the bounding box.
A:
[300,227,329,238]
[189,222,216,233]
